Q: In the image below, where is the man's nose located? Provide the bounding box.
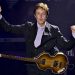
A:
[40,14,43,18]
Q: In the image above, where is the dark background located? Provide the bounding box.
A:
[0,0,75,75]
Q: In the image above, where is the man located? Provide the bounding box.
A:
[0,2,75,75]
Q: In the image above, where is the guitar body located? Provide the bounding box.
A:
[0,52,68,74]
[35,52,68,74]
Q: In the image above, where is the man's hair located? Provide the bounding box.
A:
[34,3,49,16]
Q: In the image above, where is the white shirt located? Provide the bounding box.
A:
[34,22,46,48]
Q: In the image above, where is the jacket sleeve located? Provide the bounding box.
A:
[0,17,30,35]
[55,26,75,51]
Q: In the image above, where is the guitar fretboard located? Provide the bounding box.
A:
[0,54,34,62]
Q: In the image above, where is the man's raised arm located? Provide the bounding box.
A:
[0,6,30,35]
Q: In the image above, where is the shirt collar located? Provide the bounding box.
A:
[37,22,46,29]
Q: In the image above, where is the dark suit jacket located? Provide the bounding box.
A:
[0,17,75,57]
[0,17,75,75]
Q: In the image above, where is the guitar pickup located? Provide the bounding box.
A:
[41,59,46,65]
[53,61,59,67]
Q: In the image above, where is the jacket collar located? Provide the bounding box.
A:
[43,22,52,36]
[36,22,53,48]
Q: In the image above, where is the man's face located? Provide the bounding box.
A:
[34,8,47,26]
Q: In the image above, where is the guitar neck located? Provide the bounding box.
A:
[0,54,35,62]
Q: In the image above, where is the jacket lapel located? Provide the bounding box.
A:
[37,22,53,48]
[41,22,52,43]
[30,22,37,42]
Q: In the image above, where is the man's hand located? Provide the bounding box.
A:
[0,6,2,13]
[0,6,2,19]
[71,25,75,32]
[71,25,75,38]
